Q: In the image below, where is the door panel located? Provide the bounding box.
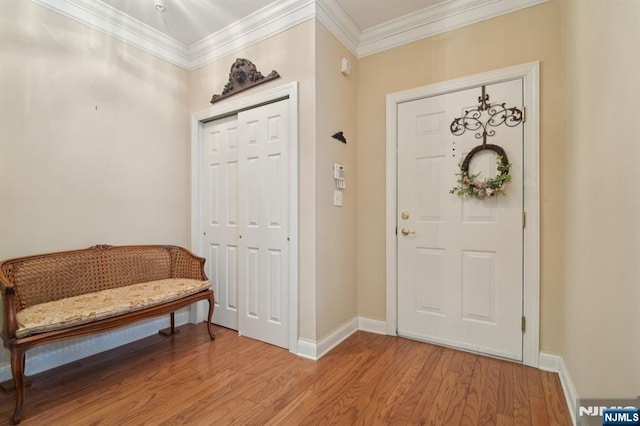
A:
[238,100,289,349]
[201,116,240,330]
[397,80,524,361]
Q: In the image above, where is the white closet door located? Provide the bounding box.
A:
[237,100,290,349]
[201,116,240,331]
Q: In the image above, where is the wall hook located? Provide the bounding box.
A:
[332,131,347,144]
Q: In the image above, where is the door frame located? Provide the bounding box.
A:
[190,81,299,355]
[385,63,540,367]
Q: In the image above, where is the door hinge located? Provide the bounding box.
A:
[522,211,526,229]
[522,106,526,123]
[521,316,526,333]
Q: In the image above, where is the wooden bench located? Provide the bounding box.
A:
[0,244,215,424]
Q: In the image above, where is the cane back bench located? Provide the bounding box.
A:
[0,244,216,424]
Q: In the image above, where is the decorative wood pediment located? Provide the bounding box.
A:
[210,58,280,104]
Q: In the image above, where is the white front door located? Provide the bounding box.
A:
[397,79,524,361]
[201,115,240,331]
[200,99,290,349]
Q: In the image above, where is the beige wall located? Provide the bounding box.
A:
[561,0,640,397]
[356,0,565,353]
[0,1,190,362]
[0,4,189,260]
[188,21,319,340]
[314,24,358,339]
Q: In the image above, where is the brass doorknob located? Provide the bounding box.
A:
[401,228,415,236]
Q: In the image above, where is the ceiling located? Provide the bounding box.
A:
[99,0,445,46]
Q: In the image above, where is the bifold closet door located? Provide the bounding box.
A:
[201,99,290,349]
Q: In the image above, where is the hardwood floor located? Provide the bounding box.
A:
[0,323,571,425]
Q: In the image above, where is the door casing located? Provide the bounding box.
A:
[190,82,299,355]
[385,63,540,367]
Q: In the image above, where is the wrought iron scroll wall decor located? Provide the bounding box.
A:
[210,58,280,104]
[450,85,523,172]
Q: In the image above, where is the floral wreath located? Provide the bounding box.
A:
[450,144,512,199]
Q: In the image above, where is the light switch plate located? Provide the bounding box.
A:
[333,190,343,207]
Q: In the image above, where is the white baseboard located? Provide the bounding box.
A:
[317,318,358,358]
[539,352,578,425]
[296,317,359,360]
[0,311,190,383]
[539,351,561,372]
[295,317,387,360]
[295,338,318,360]
[558,356,578,425]
[358,317,387,335]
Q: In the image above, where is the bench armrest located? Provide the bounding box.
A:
[0,269,19,343]
[168,246,208,281]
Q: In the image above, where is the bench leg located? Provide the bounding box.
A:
[158,312,179,337]
[206,294,216,341]
[10,347,26,424]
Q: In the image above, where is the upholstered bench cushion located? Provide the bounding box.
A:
[15,278,211,338]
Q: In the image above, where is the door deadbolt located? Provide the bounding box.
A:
[401,211,410,220]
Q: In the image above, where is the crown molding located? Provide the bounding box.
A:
[31,0,549,69]
[315,0,360,57]
[31,0,190,68]
[188,0,316,70]
[31,0,316,70]
[357,0,549,58]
